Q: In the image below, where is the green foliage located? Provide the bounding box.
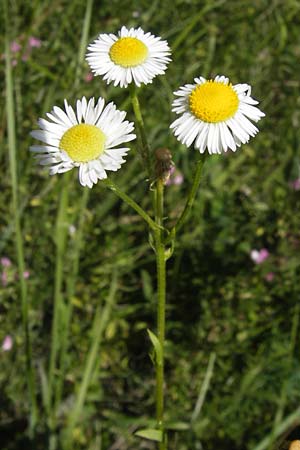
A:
[1,0,300,449]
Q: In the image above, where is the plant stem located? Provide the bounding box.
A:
[165,159,205,245]
[4,0,37,433]
[154,179,167,450]
[129,85,152,178]
[48,172,71,420]
[103,178,161,232]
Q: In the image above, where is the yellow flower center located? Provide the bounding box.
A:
[59,124,106,162]
[109,37,148,68]
[189,80,239,123]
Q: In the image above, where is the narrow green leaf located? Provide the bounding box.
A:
[135,428,163,442]
[147,329,163,366]
[165,421,190,431]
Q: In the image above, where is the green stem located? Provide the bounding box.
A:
[4,0,38,433]
[165,159,205,245]
[48,172,71,421]
[154,179,167,450]
[129,85,152,177]
[103,178,161,232]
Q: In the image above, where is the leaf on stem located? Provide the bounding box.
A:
[135,428,163,442]
[147,329,163,366]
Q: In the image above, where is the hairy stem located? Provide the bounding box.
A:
[103,178,161,232]
[155,179,167,450]
[130,85,152,178]
[165,159,205,245]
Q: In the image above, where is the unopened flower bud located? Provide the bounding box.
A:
[155,147,174,184]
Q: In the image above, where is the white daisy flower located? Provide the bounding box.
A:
[30,97,136,188]
[86,26,171,88]
[170,75,265,154]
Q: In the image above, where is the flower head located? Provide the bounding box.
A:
[30,97,136,188]
[170,75,265,154]
[86,26,171,88]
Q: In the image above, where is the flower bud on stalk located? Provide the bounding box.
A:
[154,147,174,184]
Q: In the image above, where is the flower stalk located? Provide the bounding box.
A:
[154,178,167,450]
[130,85,152,177]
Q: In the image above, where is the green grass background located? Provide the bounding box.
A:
[1,0,300,449]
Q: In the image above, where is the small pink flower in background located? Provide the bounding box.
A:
[28,36,42,48]
[166,166,184,186]
[2,335,13,352]
[10,41,21,53]
[1,257,12,267]
[1,271,8,287]
[12,59,18,67]
[250,248,269,264]
[22,52,30,62]
[265,272,275,282]
[23,270,30,279]
[84,72,93,82]
[290,178,300,191]
[173,173,184,186]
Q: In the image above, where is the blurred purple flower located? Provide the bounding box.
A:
[28,36,42,48]
[166,166,184,186]
[22,52,30,62]
[290,178,300,191]
[10,41,21,53]
[1,257,12,267]
[23,270,30,279]
[2,335,13,351]
[250,248,269,264]
[265,272,275,282]
[173,173,184,185]
[84,72,93,82]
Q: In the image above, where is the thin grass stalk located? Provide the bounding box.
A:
[54,187,89,412]
[74,0,94,89]
[66,272,118,441]
[4,0,38,433]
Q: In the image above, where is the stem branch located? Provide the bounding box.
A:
[103,178,160,232]
[130,85,152,177]
[166,159,205,244]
